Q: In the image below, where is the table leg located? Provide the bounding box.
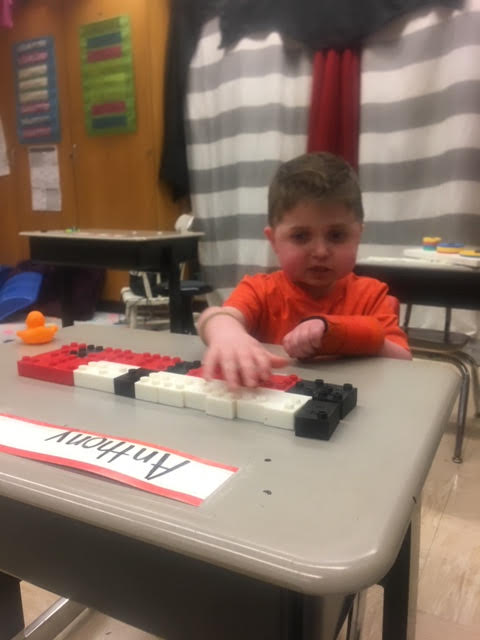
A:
[59,267,75,328]
[381,502,420,640]
[167,260,185,334]
[0,572,24,640]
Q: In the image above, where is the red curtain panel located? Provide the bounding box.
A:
[307,49,360,170]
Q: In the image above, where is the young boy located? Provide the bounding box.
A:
[197,152,411,388]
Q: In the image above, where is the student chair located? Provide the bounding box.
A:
[155,214,211,334]
[121,272,169,330]
[387,297,479,463]
[403,303,479,463]
[121,214,211,333]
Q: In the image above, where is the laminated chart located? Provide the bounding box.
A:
[13,36,61,144]
[79,16,137,136]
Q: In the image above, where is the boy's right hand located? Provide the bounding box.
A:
[204,334,288,389]
[200,310,288,388]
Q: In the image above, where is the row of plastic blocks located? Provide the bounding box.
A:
[72,362,357,439]
[73,362,311,430]
[17,342,183,386]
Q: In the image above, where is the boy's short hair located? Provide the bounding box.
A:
[268,152,364,226]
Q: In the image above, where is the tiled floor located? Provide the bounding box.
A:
[337,403,480,640]
[7,314,480,639]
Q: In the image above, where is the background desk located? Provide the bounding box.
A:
[355,254,480,310]
[0,326,459,640]
[20,229,204,333]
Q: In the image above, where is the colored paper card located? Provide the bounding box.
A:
[0,414,238,505]
[13,36,61,144]
[79,15,136,136]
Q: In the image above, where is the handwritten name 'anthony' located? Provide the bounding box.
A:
[45,430,190,481]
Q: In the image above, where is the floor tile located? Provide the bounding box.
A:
[56,609,161,640]
[20,582,59,627]
[416,610,480,640]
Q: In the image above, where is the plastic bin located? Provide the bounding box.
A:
[0,272,44,321]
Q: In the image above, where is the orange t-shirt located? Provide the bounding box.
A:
[223,270,409,355]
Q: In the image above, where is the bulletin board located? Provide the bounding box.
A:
[79,15,137,136]
[13,36,61,144]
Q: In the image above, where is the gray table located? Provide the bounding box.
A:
[20,229,204,333]
[355,252,480,310]
[0,326,459,640]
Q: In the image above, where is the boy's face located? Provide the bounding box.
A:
[264,200,363,297]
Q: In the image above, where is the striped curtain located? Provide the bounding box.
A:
[185,19,312,303]
[359,0,480,335]
[359,0,480,245]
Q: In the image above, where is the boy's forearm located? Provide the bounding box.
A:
[379,339,412,360]
[196,306,247,344]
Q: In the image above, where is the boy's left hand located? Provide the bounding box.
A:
[282,318,326,360]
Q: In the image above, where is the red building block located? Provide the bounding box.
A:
[187,366,300,391]
[17,343,183,385]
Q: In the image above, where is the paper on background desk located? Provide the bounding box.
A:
[0,414,238,505]
[28,145,62,211]
[0,117,9,177]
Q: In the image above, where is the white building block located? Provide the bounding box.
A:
[205,381,236,419]
[183,376,208,411]
[135,371,189,408]
[74,361,139,393]
[157,372,186,408]
[134,373,161,403]
[236,389,270,424]
[262,390,310,430]
[236,388,311,430]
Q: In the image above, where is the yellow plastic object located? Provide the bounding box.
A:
[17,310,58,344]
[460,249,480,257]
[436,246,461,254]
[422,236,442,245]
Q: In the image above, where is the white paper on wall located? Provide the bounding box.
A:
[28,145,62,211]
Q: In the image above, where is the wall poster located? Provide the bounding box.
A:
[79,15,137,136]
[13,36,61,144]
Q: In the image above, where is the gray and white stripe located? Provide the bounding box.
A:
[359,0,480,245]
[186,19,311,302]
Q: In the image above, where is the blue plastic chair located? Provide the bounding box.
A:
[0,272,44,322]
[0,266,12,288]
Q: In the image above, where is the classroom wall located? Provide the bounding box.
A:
[0,0,178,301]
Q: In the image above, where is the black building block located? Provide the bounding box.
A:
[166,360,202,375]
[294,399,341,440]
[113,368,153,398]
[287,379,357,418]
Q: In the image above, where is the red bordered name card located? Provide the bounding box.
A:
[0,414,238,506]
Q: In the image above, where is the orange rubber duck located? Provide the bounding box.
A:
[17,311,58,344]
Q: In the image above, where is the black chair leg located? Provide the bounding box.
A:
[178,295,197,335]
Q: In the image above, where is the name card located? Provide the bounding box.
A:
[0,414,238,506]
